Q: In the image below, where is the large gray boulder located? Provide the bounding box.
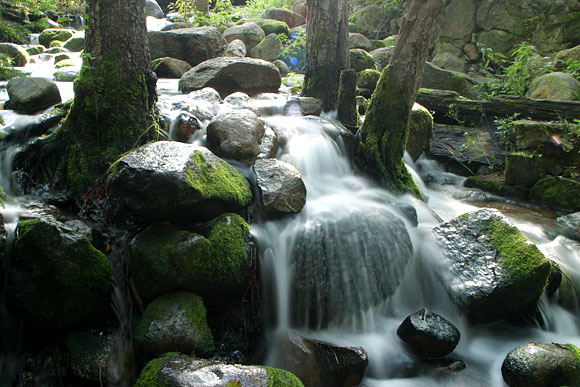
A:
[0,43,29,67]
[262,8,305,28]
[251,33,284,62]
[106,142,253,223]
[370,46,395,71]
[526,72,580,101]
[223,22,265,51]
[351,5,389,38]
[206,109,265,161]
[254,159,307,214]
[224,39,247,57]
[153,57,192,78]
[179,57,281,97]
[145,0,164,18]
[557,212,580,241]
[421,62,481,99]
[438,0,476,46]
[348,33,373,51]
[433,208,552,324]
[148,27,224,66]
[6,77,62,114]
[349,49,376,73]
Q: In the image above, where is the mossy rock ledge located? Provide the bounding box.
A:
[433,208,552,324]
[530,176,580,212]
[106,142,253,224]
[135,353,304,387]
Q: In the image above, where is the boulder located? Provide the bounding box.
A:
[407,103,434,162]
[106,142,252,223]
[357,68,380,91]
[25,45,45,56]
[170,111,201,142]
[262,8,305,28]
[134,292,214,356]
[145,0,164,18]
[530,176,580,212]
[251,33,284,62]
[476,29,520,59]
[555,45,580,67]
[256,18,290,36]
[526,72,580,101]
[160,22,194,31]
[135,353,303,387]
[223,22,265,51]
[7,218,112,328]
[153,57,192,78]
[556,212,580,241]
[284,96,322,116]
[351,5,389,38]
[370,46,395,71]
[206,109,265,160]
[45,47,65,54]
[64,331,112,384]
[504,153,544,188]
[6,77,62,114]
[54,54,70,64]
[54,58,75,68]
[38,28,73,48]
[421,62,481,99]
[129,215,252,305]
[437,0,476,46]
[433,208,552,324]
[149,27,224,67]
[349,49,376,73]
[348,33,373,51]
[502,343,580,387]
[254,159,307,213]
[274,59,290,76]
[53,69,78,82]
[397,308,461,359]
[272,331,368,387]
[224,39,247,57]
[63,36,85,52]
[431,52,466,73]
[0,43,29,67]
[179,57,281,98]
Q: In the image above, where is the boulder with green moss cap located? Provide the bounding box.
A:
[349,49,376,73]
[39,28,73,48]
[63,331,112,383]
[407,103,434,162]
[526,72,580,101]
[0,43,29,67]
[530,176,580,212]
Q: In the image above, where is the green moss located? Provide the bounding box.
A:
[39,28,73,48]
[260,366,304,387]
[25,44,45,55]
[565,344,580,364]
[134,353,183,387]
[55,58,75,68]
[530,177,580,211]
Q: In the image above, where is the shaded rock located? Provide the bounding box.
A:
[555,45,580,67]
[1,100,70,143]
[54,58,75,68]
[556,212,580,241]
[349,48,376,73]
[160,22,195,31]
[8,218,112,329]
[262,8,305,28]
[348,33,373,51]
[25,45,45,56]
[134,292,214,356]
[431,52,466,73]
[149,27,224,67]
[397,308,460,359]
[274,59,290,76]
[254,159,306,213]
[135,353,303,387]
[258,126,280,159]
[223,22,265,51]
[54,54,70,64]
[53,69,78,82]
[6,77,62,114]
[351,5,389,38]
[526,72,580,101]
[179,57,281,98]
[170,111,201,143]
[64,331,112,384]
[272,331,368,387]
[504,153,544,188]
[407,103,434,162]
[438,0,475,46]
[284,96,323,116]
[256,18,290,36]
[153,57,191,78]
[530,176,580,212]
[370,46,395,71]
[0,43,29,67]
[476,29,520,59]
[166,12,185,23]
[45,47,65,54]
[206,109,265,161]
[63,36,85,52]
[224,39,246,57]
[502,343,580,387]
[106,142,252,223]
[38,28,73,48]
[433,208,552,324]
[146,0,164,18]
[357,68,380,97]
[251,33,284,62]
[421,62,481,99]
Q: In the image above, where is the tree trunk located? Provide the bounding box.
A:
[58,0,157,198]
[355,0,444,196]
[302,0,349,112]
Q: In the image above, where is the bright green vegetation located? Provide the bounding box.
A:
[350,0,406,13]
[0,54,26,81]
[261,366,304,387]
[134,353,178,387]
[530,176,580,211]
[565,344,580,364]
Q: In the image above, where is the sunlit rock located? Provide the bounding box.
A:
[254,158,307,214]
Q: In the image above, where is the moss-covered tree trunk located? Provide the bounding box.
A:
[355,0,444,197]
[59,0,157,197]
[302,0,349,112]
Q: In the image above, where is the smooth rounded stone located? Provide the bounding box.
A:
[146,0,164,18]
[0,43,29,67]
[557,212,580,241]
[370,46,394,71]
[262,8,305,28]
[526,72,580,101]
[54,53,70,64]
[251,33,284,62]
[283,96,323,116]
[6,77,62,114]
[188,87,222,104]
[274,59,290,76]
[149,27,224,67]
[45,47,65,54]
[106,142,252,223]
[348,32,373,51]
[223,22,265,51]
[134,292,214,356]
[25,45,45,56]
[431,52,466,73]
[397,308,460,359]
[206,109,265,161]
[349,48,376,73]
[166,12,185,23]
[292,0,307,18]
[170,111,201,142]
[502,343,580,387]
[8,217,112,329]
[39,28,73,48]
[154,57,192,78]
[258,126,280,159]
[271,330,368,387]
[357,68,380,90]
[160,22,195,31]
[179,57,281,98]
[256,18,290,36]
[351,5,388,38]
[433,208,552,324]
[63,36,85,52]
[64,331,112,383]
[135,353,303,387]
[224,39,247,57]
[421,62,481,99]
[54,58,75,68]
[254,159,306,214]
[407,103,434,162]
[223,92,260,115]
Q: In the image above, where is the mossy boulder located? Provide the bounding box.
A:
[54,58,75,68]
[63,36,85,52]
[129,214,252,305]
[262,8,305,29]
[255,19,290,36]
[251,33,284,62]
[433,208,552,324]
[63,331,112,383]
[0,42,29,67]
[53,69,79,82]
[421,62,481,99]
[25,45,45,56]
[106,142,252,224]
[134,292,214,357]
[530,176,580,212]
[7,217,112,329]
[135,353,304,387]
[223,22,265,51]
[39,28,73,48]
[356,68,380,91]
[407,103,434,162]
[349,49,376,73]
[348,33,373,51]
[504,153,544,188]
[526,72,580,101]
[6,76,62,114]
[350,5,389,38]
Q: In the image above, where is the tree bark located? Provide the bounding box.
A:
[302,0,349,112]
[355,0,445,196]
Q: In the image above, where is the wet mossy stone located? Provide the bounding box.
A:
[63,331,112,383]
[129,214,252,305]
[356,68,380,91]
[530,176,580,212]
[7,217,112,329]
[526,72,580,101]
[6,76,62,114]
[0,42,29,67]
[407,103,434,162]
[106,142,252,224]
[39,28,73,48]
[504,153,544,188]
[135,353,304,387]
[25,45,45,56]
[433,208,552,324]
[349,49,376,73]
[63,36,85,52]
[256,19,290,36]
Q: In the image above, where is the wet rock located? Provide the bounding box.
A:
[504,153,544,188]
[54,69,78,82]
[502,343,580,387]
[160,22,194,31]
[526,72,580,101]
[179,57,281,98]
[431,52,466,73]
[153,57,191,78]
[206,109,265,161]
[556,212,580,241]
[55,58,75,68]
[284,96,323,116]
[129,215,252,305]
[251,33,284,62]
[370,46,395,72]
[1,100,70,142]
[224,39,247,57]
[106,142,252,223]
[258,126,280,158]
[63,331,112,383]
[272,330,368,387]
[134,292,214,356]
[262,8,305,28]
[38,28,73,48]
[274,59,290,76]
[397,308,460,359]
[530,176,580,212]
[357,69,380,92]
[254,159,307,213]
[63,36,85,52]
[6,76,62,114]
[421,62,481,99]
[223,22,265,51]
[8,217,112,329]
[54,54,70,64]
[349,48,376,73]
[170,111,201,142]
[407,103,434,162]
[0,214,5,267]
[135,353,303,387]
[256,18,290,36]
[433,208,552,324]
[348,33,373,51]
[0,43,29,67]
[145,0,164,18]
[149,27,224,67]
[25,45,45,56]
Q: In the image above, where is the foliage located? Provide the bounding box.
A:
[0,21,28,44]
[243,0,294,18]
[279,30,306,71]
[350,0,407,13]
[564,59,580,80]
[12,0,85,13]
[494,113,521,151]
[0,54,26,81]
[171,0,236,28]
[282,72,304,94]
